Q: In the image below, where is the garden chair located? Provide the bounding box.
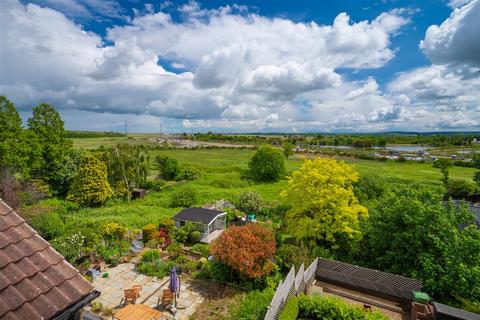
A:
[123,289,138,305]
[133,285,142,296]
[123,285,142,305]
[159,289,174,309]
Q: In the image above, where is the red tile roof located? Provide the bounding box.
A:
[0,199,94,320]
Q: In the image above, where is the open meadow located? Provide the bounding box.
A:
[61,143,477,232]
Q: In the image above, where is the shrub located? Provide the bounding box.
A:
[190,243,210,257]
[210,224,276,279]
[144,179,165,191]
[230,288,274,320]
[298,294,388,319]
[445,178,479,199]
[30,211,65,240]
[178,167,201,181]
[100,222,127,241]
[236,191,266,216]
[142,224,157,243]
[169,187,197,207]
[51,232,86,264]
[276,243,313,272]
[141,249,161,263]
[279,296,299,320]
[158,218,175,233]
[167,242,183,259]
[156,156,179,180]
[190,231,201,244]
[248,145,286,182]
[66,155,113,207]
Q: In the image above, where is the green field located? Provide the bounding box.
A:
[59,146,476,231]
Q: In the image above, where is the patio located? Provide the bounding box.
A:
[90,262,205,320]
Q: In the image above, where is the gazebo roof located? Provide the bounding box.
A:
[172,207,225,225]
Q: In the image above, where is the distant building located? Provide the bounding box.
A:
[0,199,100,320]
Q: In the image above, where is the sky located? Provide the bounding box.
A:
[0,0,479,133]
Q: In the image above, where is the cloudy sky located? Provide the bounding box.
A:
[0,0,479,133]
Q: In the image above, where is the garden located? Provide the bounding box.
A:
[1,97,480,319]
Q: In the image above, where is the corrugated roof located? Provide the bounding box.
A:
[432,302,480,320]
[0,199,94,320]
[172,208,225,225]
[316,258,422,301]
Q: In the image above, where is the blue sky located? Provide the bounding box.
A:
[2,0,480,132]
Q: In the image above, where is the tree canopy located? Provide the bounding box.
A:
[107,144,149,198]
[281,158,367,247]
[359,186,480,307]
[248,145,285,182]
[27,103,72,182]
[67,155,113,206]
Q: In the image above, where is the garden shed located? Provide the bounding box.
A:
[172,207,227,243]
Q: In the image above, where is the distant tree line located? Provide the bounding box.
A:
[188,132,480,148]
[64,130,126,138]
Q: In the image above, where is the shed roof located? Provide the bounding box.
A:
[315,258,422,301]
[432,302,480,320]
[172,208,225,225]
[0,199,96,320]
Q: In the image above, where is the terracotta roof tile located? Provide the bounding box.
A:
[0,199,95,320]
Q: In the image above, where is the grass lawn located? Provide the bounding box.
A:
[60,146,476,231]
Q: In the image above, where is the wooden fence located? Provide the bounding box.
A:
[264,258,318,320]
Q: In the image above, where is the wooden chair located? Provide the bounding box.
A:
[133,285,142,296]
[160,289,174,309]
[123,289,138,305]
[123,285,142,305]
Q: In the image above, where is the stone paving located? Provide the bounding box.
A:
[90,262,205,320]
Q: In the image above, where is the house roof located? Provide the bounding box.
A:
[172,207,225,225]
[315,258,422,301]
[0,199,96,320]
[432,302,480,320]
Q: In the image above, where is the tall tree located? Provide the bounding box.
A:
[281,158,367,247]
[67,155,113,206]
[27,104,72,182]
[108,144,149,199]
[0,96,42,177]
[359,186,480,308]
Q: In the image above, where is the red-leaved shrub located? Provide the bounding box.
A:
[210,224,276,279]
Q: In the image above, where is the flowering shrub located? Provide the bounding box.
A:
[51,232,86,263]
[210,224,276,279]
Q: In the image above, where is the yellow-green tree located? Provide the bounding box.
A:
[281,158,367,247]
[67,155,113,206]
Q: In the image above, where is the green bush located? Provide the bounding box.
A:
[298,294,388,320]
[178,167,201,181]
[169,187,197,207]
[144,179,165,191]
[248,145,286,182]
[191,243,210,257]
[190,230,201,244]
[141,249,161,263]
[230,288,274,320]
[142,224,157,243]
[445,178,479,199]
[279,296,299,320]
[236,191,266,216]
[138,259,175,278]
[166,242,183,259]
[156,156,179,180]
[30,212,65,240]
